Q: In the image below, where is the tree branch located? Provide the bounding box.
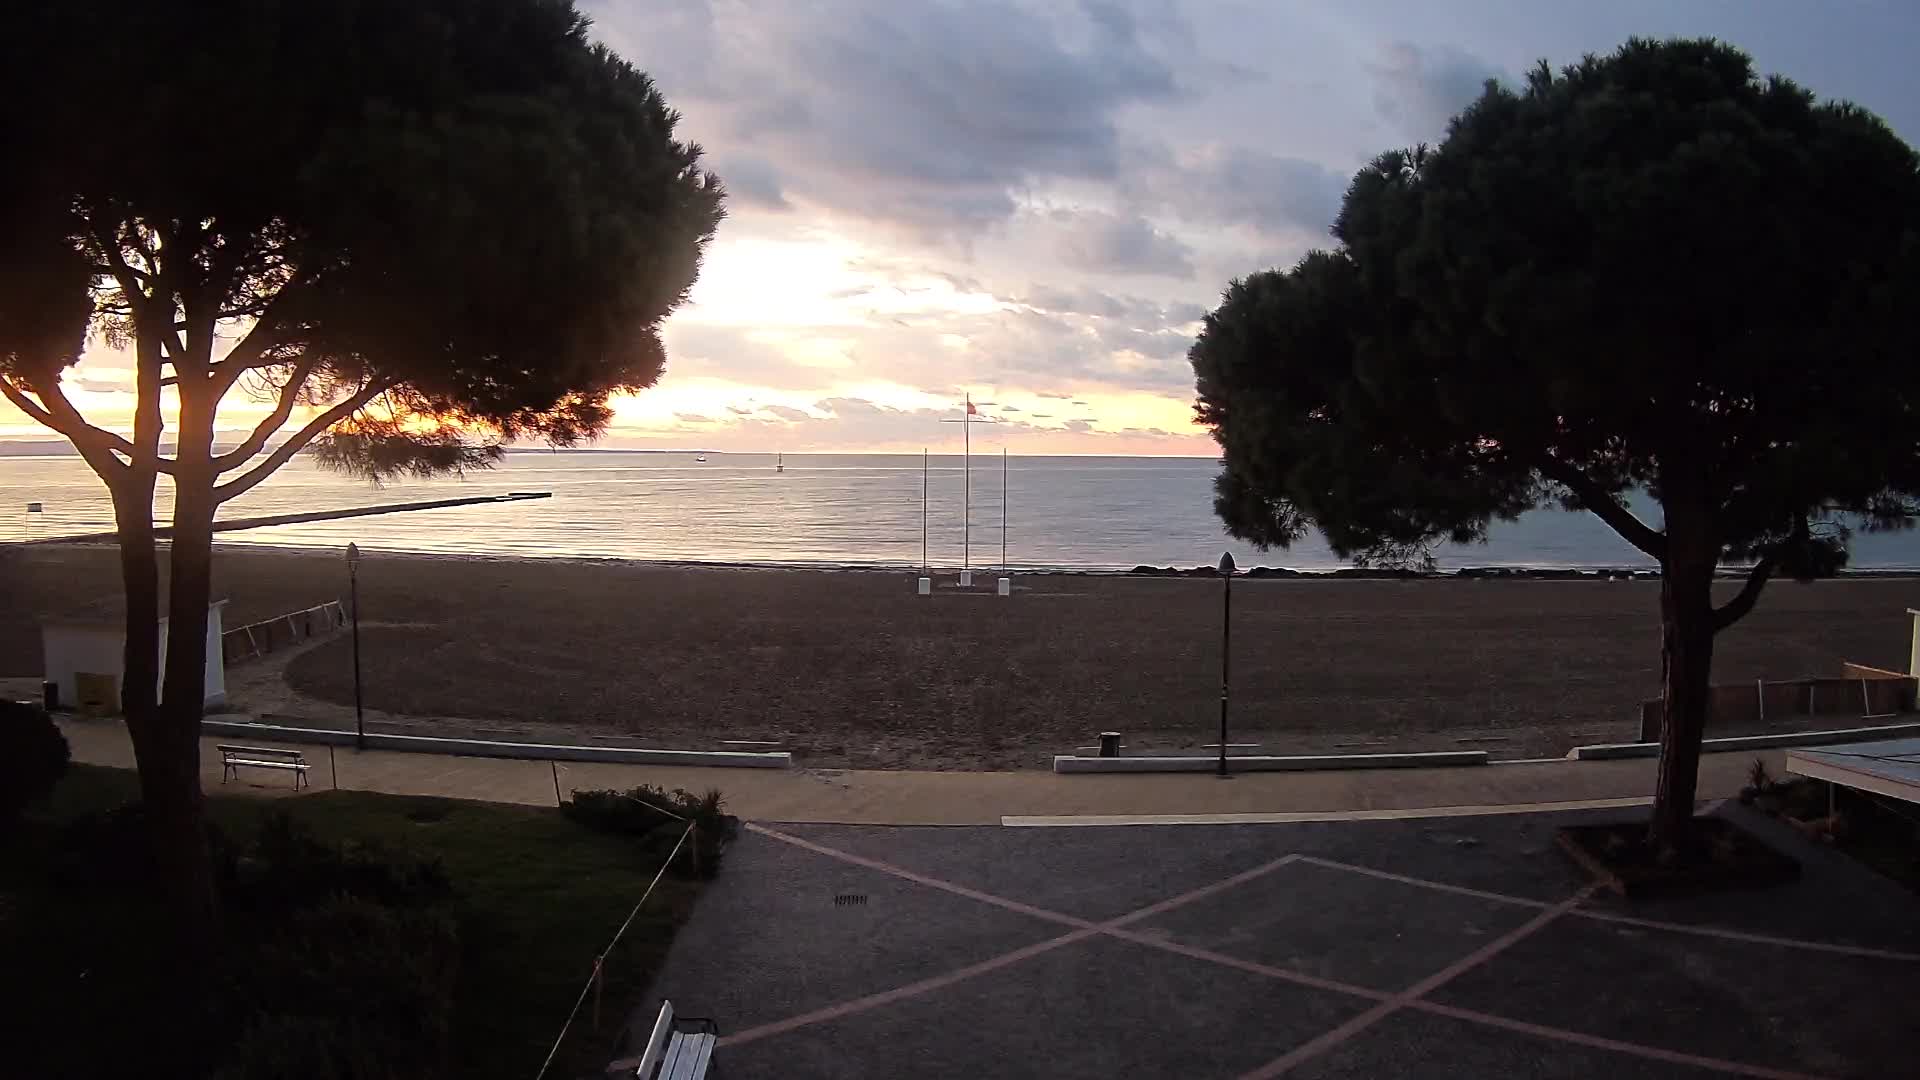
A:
[213,378,394,503]
[1712,554,1777,633]
[1537,456,1668,559]
[0,373,152,462]
[1,375,132,482]
[211,356,319,473]
[87,219,149,302]
[206,270,307,395]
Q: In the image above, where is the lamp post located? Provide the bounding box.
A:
[1217,551,1235,778]
[347,542,365,751]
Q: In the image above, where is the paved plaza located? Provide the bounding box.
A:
[638,805,1920,1078]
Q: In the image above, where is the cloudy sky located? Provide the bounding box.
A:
[9,0,1919,455]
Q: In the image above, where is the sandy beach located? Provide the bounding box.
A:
[6,543,1919,769]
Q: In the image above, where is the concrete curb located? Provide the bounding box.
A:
[1052,750,1488,773]
[201,719,793,768]
[1570,719,1920,761]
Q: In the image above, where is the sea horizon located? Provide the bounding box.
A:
[8,448,1920,572]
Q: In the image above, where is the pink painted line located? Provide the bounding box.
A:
[1411,1001,1830,1080]
[746,823,1092,929]
[1293,855,1553,910]
[738,824,1889,1075]
[1102,928,1390,1002]
[719,927,1099,1048]
[1240,999,1402,1079]
[1106,854,1303,928]
[1238,890,1593,1079]
[1570,910,1920,963]
[1302,854,1920,963]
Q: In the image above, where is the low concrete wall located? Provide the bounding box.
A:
[1053,750,1487,774]
[201,719,792,768]
[1573,719,1920,761]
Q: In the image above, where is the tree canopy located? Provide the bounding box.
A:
[1191,38,1920,842]
[4,0,723,487]
[0,0,725,955]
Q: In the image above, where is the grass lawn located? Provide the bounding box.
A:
[11,765,702,1078]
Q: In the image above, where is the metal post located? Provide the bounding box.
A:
[922,448,929,570]
[963,402,970,574]
[1001,448,1008,570]
[552,761,563,807]
[348,543,365,751]
[1218,551,1235,778]
[329,744,338,790]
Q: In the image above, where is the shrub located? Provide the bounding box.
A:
[562,785,738,877]
[0,700,70,822]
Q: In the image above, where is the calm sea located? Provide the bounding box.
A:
[4,450,1918,571]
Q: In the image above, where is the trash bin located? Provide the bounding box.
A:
[1098,731,1122,758]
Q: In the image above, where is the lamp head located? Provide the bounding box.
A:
[1218,551,1236,575]
[346,542,361,566]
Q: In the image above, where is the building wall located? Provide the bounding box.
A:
[40,602,228,711]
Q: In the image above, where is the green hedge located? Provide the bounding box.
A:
[560,785,738,878]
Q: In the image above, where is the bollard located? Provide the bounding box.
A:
[997,577,1011,596]
[959,569,974,587]
[916,576,931,596]
[1098,731,1122,757]
[42,681,59,712]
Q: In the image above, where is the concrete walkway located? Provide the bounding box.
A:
[59,715,1775,824]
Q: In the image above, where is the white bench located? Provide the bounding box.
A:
[217,744,311,789]
[630,1000,716,1079]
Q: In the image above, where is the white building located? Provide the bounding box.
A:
[41,600,228,712]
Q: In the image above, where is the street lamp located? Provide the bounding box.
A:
[1217,550,1235,779]
[347,542,365,751]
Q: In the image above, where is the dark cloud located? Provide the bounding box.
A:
[1124,143,1347,239]
[1055,211,1195,278]
[609,0,1187,234]
[674,412,716,423]
[1065,418,1095,432]
[1368,41,1503,141]
[762,404,813,421]
[1014,285,1206,329]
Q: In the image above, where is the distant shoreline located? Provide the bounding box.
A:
[16,537,1920,581]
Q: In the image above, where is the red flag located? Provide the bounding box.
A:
[966,400,977,414]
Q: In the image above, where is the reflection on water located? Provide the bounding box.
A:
[4,450,1917,570]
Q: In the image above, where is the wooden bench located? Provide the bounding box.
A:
[629,1000,716,1079]
[217,744,311,789]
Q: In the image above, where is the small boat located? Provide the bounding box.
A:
[776,453,784,473]
[695,454,707,463]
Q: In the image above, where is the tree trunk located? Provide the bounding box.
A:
[1649,525,1718,849]
[152,388,223,950]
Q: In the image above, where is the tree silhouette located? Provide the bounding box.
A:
[1,0,724,943]
[1192,38,1920,847]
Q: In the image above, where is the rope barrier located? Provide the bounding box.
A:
[533,819,697,1080]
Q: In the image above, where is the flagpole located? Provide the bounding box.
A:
[963,396,971,575]
[921,447,929,571]
[1002,447,1008,570]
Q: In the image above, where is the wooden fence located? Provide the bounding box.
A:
[1638,663,1917,741]
[222,600,346,666]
